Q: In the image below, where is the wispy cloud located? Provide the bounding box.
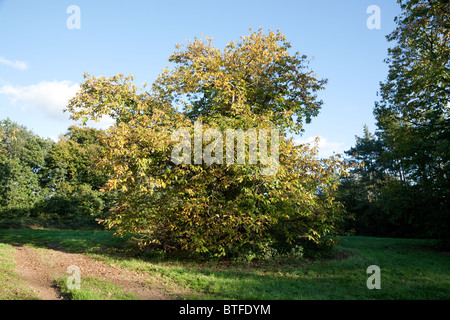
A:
[295,136,346,158]
[0,56,28,70]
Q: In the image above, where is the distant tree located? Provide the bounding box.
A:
[41,126,108,190]
[39,126,112,220]
[339,0,449,242]
[338,126,415,236]
[374,0,449,242]
[0,119,53,216]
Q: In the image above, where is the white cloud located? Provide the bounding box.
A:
[294,136,346,158]
[0,56,28,70]
[0,80,79,120]
[0,80,114,130]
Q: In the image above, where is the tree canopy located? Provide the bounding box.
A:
[0,119,53,216]
[65,29,348,257]
[339,0,449,244]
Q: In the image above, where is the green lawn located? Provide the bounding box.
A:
[0,228,448,300]
[55,276,138,300]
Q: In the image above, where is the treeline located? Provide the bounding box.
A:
[338,124,449,241]
[0,119,115,229]
[338,0,449,245]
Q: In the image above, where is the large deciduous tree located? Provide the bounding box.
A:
[66,29,348,257]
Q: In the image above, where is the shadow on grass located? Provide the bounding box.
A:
[0,228,129,257]
[0,228,361,299]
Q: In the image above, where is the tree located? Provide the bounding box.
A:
[0,119,53,216]
[39,126,112,221]
[338,126,417,237]
[155,28,327,134]
[41,126,108,191]
[374,0,449,242]
[338,126,383,235]
[66,29,348,257]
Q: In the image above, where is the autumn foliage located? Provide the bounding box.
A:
[65,29,348,257]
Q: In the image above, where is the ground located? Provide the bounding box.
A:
[1,229,449,300]
[13,244,172,300]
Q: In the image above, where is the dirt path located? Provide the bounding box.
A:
[13,245,174,300]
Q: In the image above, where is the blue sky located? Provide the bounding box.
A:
[0,0,401,157]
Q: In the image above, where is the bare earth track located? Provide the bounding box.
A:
[13,245,174,300]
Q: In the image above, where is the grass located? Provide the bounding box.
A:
[0,243,38,300]
[102,236,450,300]
[55,276,138,300]
[0,228,127,254]
[0,228,449,300]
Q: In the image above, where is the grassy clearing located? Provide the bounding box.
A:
[0,229,448,300]
[100,236,450,299]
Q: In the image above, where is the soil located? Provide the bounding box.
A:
[13,245,177,300]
